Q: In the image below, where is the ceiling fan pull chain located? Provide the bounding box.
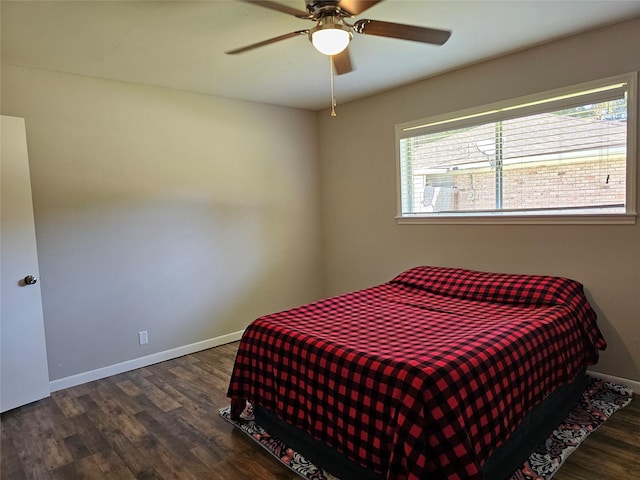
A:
[330,56,337,117]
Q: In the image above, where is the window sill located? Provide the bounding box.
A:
[396,212,637,225]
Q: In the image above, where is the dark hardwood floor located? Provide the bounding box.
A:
[1,341,638,480]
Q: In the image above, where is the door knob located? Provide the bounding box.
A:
[23,275,37,285]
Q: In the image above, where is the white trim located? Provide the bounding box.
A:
[47,330,640,396]
[587,369,640,393]
[625,70,638,221]
[395,72,638,223]
[396,212,637,225]
[49,330,245,392]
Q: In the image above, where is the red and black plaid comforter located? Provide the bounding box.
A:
[227,266,606,480]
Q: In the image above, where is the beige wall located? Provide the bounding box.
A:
[1,66,321,381]
[318,18,640,382]
[2,16,639,386]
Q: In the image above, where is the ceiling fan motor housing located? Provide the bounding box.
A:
[306,0,352,18]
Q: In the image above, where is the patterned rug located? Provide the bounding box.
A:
[219,376,633,480]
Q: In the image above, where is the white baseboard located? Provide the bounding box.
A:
[587,369,640,393]
[49,330,244,392]
[49,337,639,395]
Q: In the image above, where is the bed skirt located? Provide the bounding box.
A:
[255,371,588,480]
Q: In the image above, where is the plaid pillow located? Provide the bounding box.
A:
[390,265,582,307]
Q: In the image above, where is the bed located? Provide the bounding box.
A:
[227,266,607,480]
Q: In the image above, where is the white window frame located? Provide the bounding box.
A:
[395,73,637,225]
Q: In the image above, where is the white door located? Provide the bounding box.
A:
[1,115,50,412]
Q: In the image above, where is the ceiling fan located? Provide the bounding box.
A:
[226,0,451,114]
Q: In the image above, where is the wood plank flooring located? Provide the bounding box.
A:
[2,341,638,480]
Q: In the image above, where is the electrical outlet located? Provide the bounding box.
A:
[139,331,148,345]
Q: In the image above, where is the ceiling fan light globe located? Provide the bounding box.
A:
[311,28,351,56]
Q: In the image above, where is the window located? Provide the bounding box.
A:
[396,73,637,224]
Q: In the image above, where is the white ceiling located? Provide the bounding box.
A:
[2,0,640,111]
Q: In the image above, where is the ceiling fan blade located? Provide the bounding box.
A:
[225,30,309,54]
[333,48,353,75]
[354,19,451,45]
[244,0,311,19]
[337,0,382,16]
